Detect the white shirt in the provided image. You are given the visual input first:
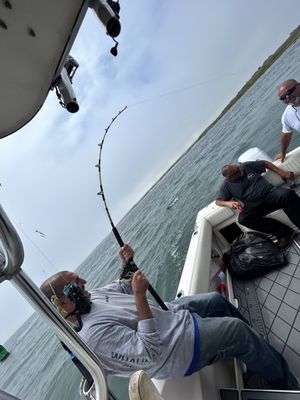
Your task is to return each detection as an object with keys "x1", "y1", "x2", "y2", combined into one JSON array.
[{"x1": 281, "y1": 105, "x2": 300, "y2": 133}]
